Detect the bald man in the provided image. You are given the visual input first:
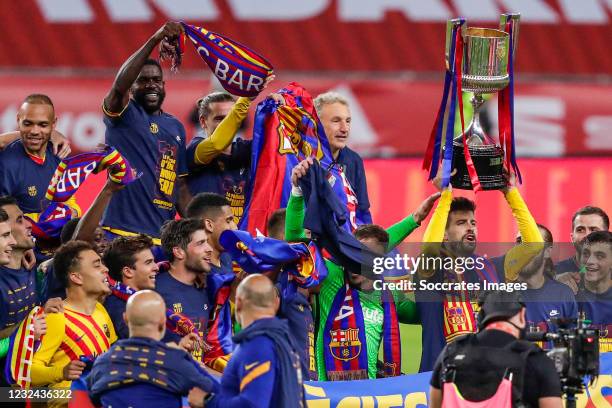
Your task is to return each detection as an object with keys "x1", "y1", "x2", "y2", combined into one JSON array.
[
  {"x1": 188, "y1": 274, "x2": 305, "y2": 408},
  {"x1": 88, "y1": 290, "x2": 218, "y2": 408}
]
